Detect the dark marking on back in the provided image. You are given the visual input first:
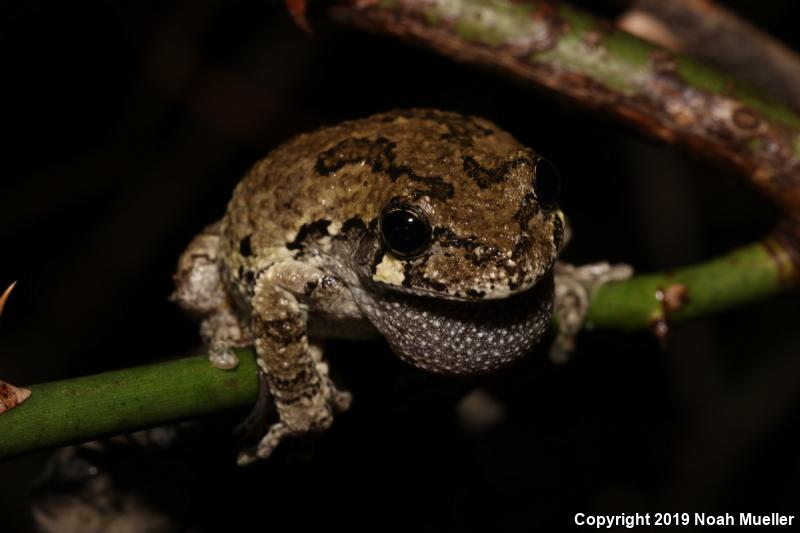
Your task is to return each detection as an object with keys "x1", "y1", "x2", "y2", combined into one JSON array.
[
  {"x1": 287, "y1": 219, "x2": 331, "y2": 250},
  {"x1": 239, "y1": 235, "x2": 253, "y2": 257},
  {"x1": 409, "y1": 176, "x2": 454, "y2": 200},
  {"x1": 315, "y1": 137, "x2": 394, "y2": 175},
  {"x1": 440, "y1": 114, "x2": 495, "y2": 147},
  {"x1": 462, "y1": 155, "x2": 535, "y2": 189},
  {"x1": 315, "y1": 136, "x2": 454, "y2": 200}
]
